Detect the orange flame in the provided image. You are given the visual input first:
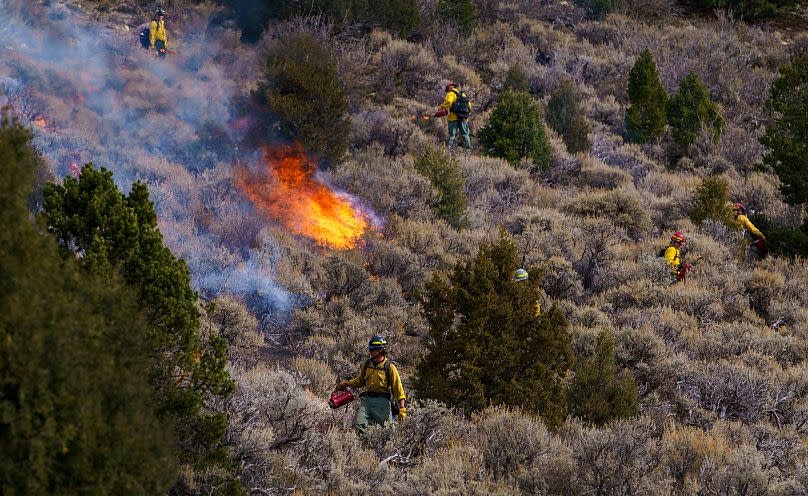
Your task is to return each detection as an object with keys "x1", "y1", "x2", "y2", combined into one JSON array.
[
  {"x1": 236, "y1": 144, "x2": 368, "y2": 249},
  {"x1": 33, "y1": 117, "x2": 47, "y2": 128}
]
